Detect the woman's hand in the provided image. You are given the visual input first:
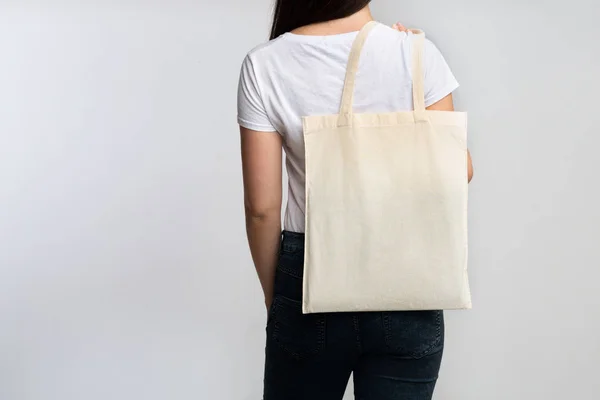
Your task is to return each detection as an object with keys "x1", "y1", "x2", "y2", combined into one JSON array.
[
  {"x1": 392, "y1": 22, "x2": 408, "y2": 32},
  {"x1": 265, "y1": 297, "x2": 273, "y2": 312}
]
